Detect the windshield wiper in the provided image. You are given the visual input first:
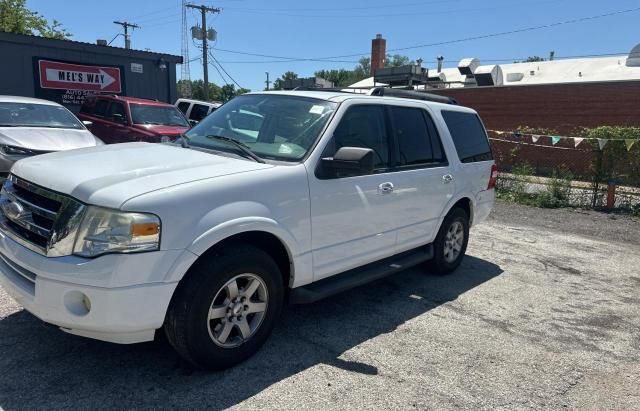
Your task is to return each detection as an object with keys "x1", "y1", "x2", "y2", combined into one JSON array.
[{"x1": 206, "y1": 135, "x2": 265, "y2": 163}]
